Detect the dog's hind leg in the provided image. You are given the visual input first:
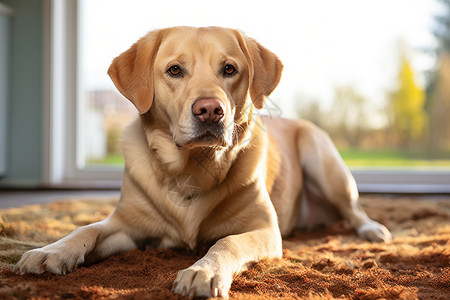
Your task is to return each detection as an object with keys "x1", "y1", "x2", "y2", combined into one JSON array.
[{"x1": 296, "y1": 120, "x2": 391, "y2": 242}]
